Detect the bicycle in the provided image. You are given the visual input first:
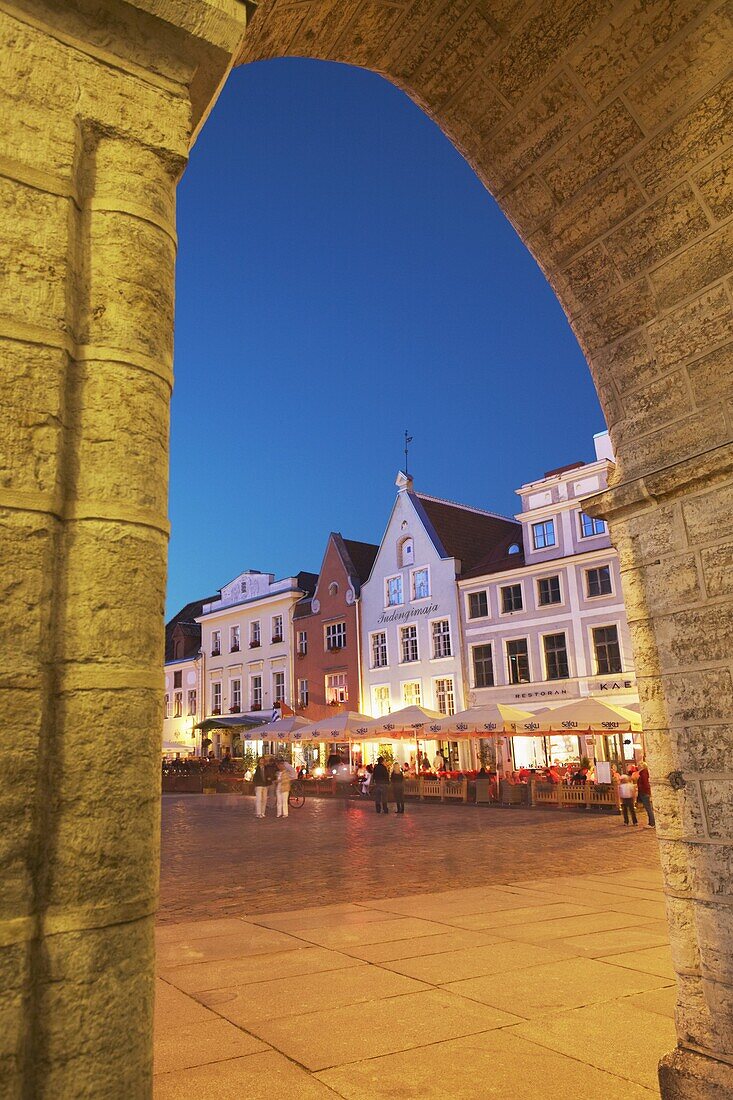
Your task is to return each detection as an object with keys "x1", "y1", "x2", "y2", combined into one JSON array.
[{"x1": 288, "y1": 780, "x2": 306, "y2": 809}]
